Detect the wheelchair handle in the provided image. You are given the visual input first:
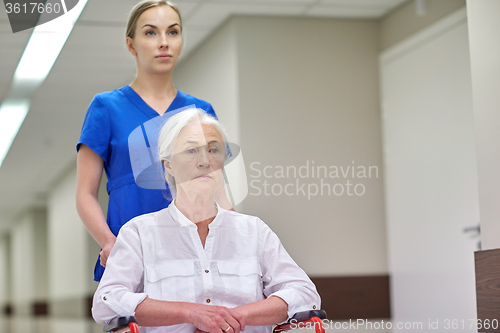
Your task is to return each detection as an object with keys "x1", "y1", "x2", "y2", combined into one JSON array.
[
  {"x1": 103, "y1": 316, "x2": 139, "y2": 333},
  {"x1": 274, "y1": 310, "x2": 327, "y2": 333}
]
